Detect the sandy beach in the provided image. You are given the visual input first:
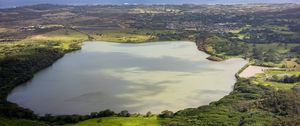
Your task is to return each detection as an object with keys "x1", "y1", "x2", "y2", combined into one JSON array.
[{"x1": 239, "y1": 65, "x2": 275, "y2": 78}]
